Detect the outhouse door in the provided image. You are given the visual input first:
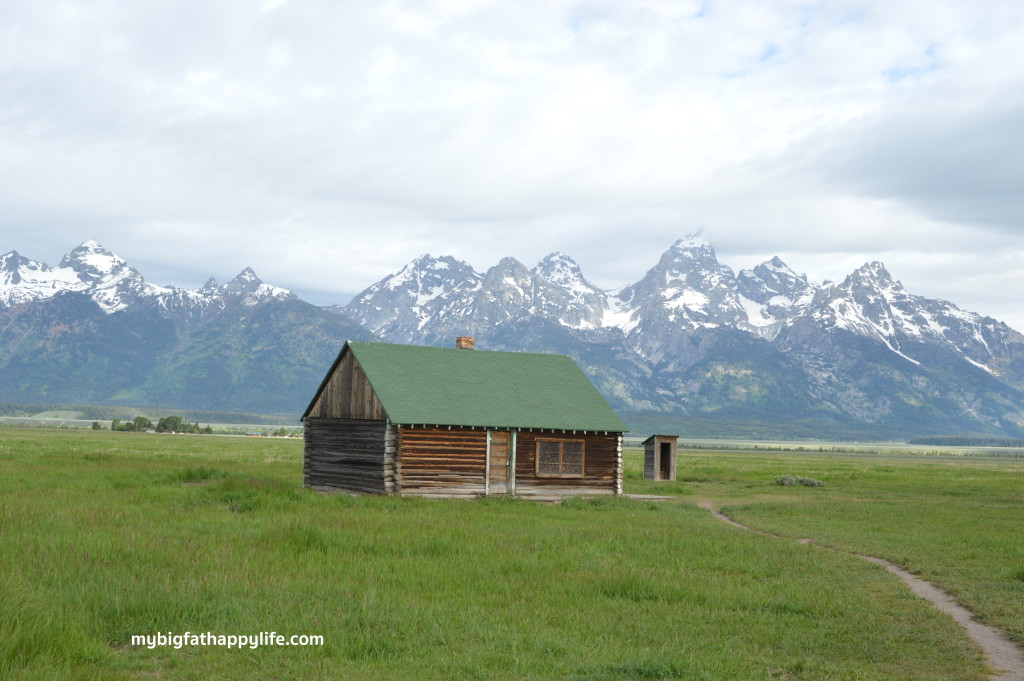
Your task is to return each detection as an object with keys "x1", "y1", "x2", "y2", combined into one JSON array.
[
  {"x1": 487, "y1": 431, "x2": 515, "y2": 494},
  {"x1": 659, "y1": 442, "x2": 672, "y2": 479}
]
